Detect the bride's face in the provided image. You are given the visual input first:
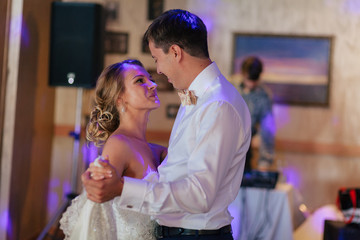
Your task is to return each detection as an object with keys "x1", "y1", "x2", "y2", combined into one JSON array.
[{"x1": 120, "y1": 64, "x2": 160, "y2": 112}]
